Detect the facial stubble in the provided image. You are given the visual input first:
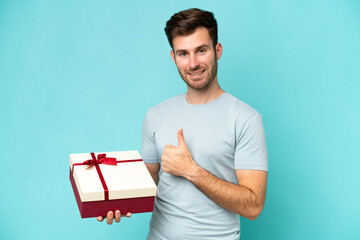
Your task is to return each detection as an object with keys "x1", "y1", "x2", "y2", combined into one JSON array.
[{"x1": 177, "y1": 53, "x2": 218, "y2": 91}]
